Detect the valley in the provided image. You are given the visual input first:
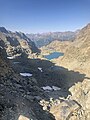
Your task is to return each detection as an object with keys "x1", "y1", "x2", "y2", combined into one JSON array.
[
  {"x1": 27, "y1": 31, "x2": 78, "y2": 48},
  {"x1": 0, "y1": 24, "x2": 90, "y2": 120},
  {"x1": 40, "y1": 40, "x2": 72, "y2": 55}
]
